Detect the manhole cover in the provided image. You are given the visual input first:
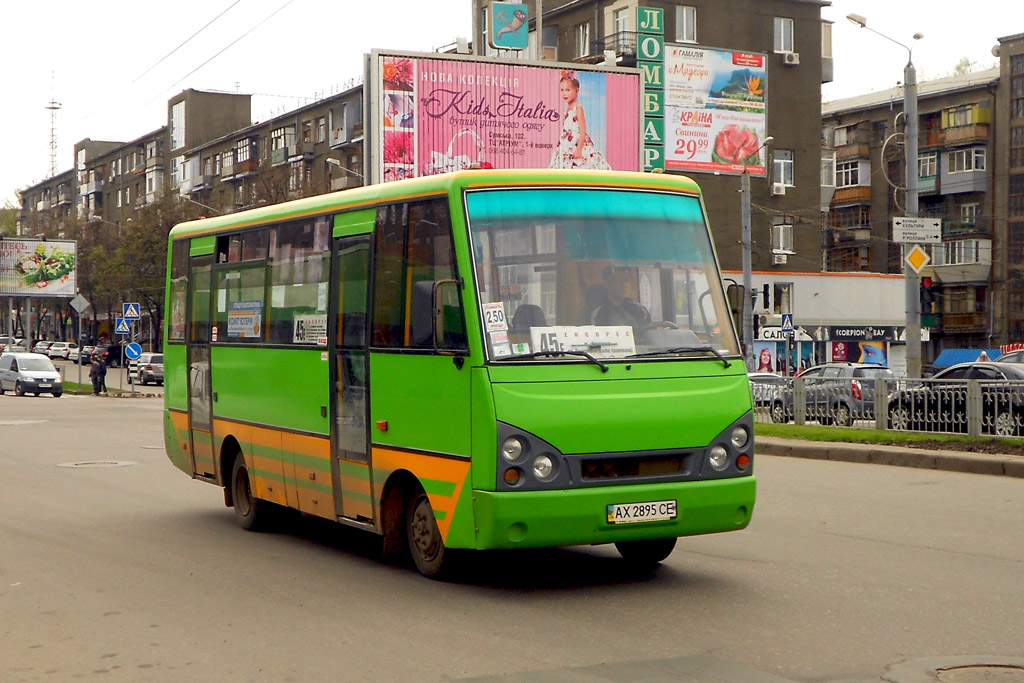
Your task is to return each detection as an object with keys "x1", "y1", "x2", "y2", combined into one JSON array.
[
  {"x1": 57, "y1": 461, "x2": 137, "y2": 468},
  {"x1": 937, "y1": 666, "x2": 1024, "y2": 682}
]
